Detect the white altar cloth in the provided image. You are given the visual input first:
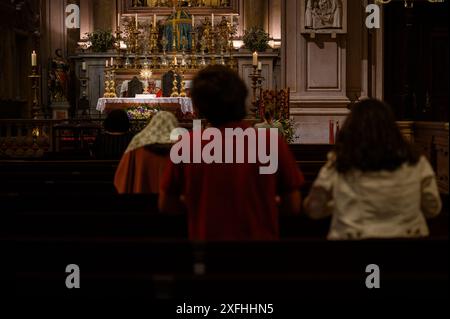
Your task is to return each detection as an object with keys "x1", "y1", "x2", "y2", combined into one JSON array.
[{"x1": 96, "y1": 97, "x2": 194, "y2": 114}]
